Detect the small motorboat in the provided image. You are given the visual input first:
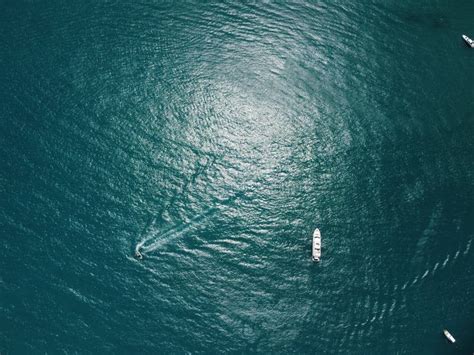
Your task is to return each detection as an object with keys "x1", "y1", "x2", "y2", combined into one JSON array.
[
  {"x1": 135, "y1": 250, "x2": 143, "y2": 260},
  {"x1": 462, "y1": 34, "x2": 474, "y2": 48},
  {"x1": 312, "y1": 228, "x2": 321, "y2": 262},
  {"x1": 443, "y1": 329, "x2": 456, "y2": 343}
]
